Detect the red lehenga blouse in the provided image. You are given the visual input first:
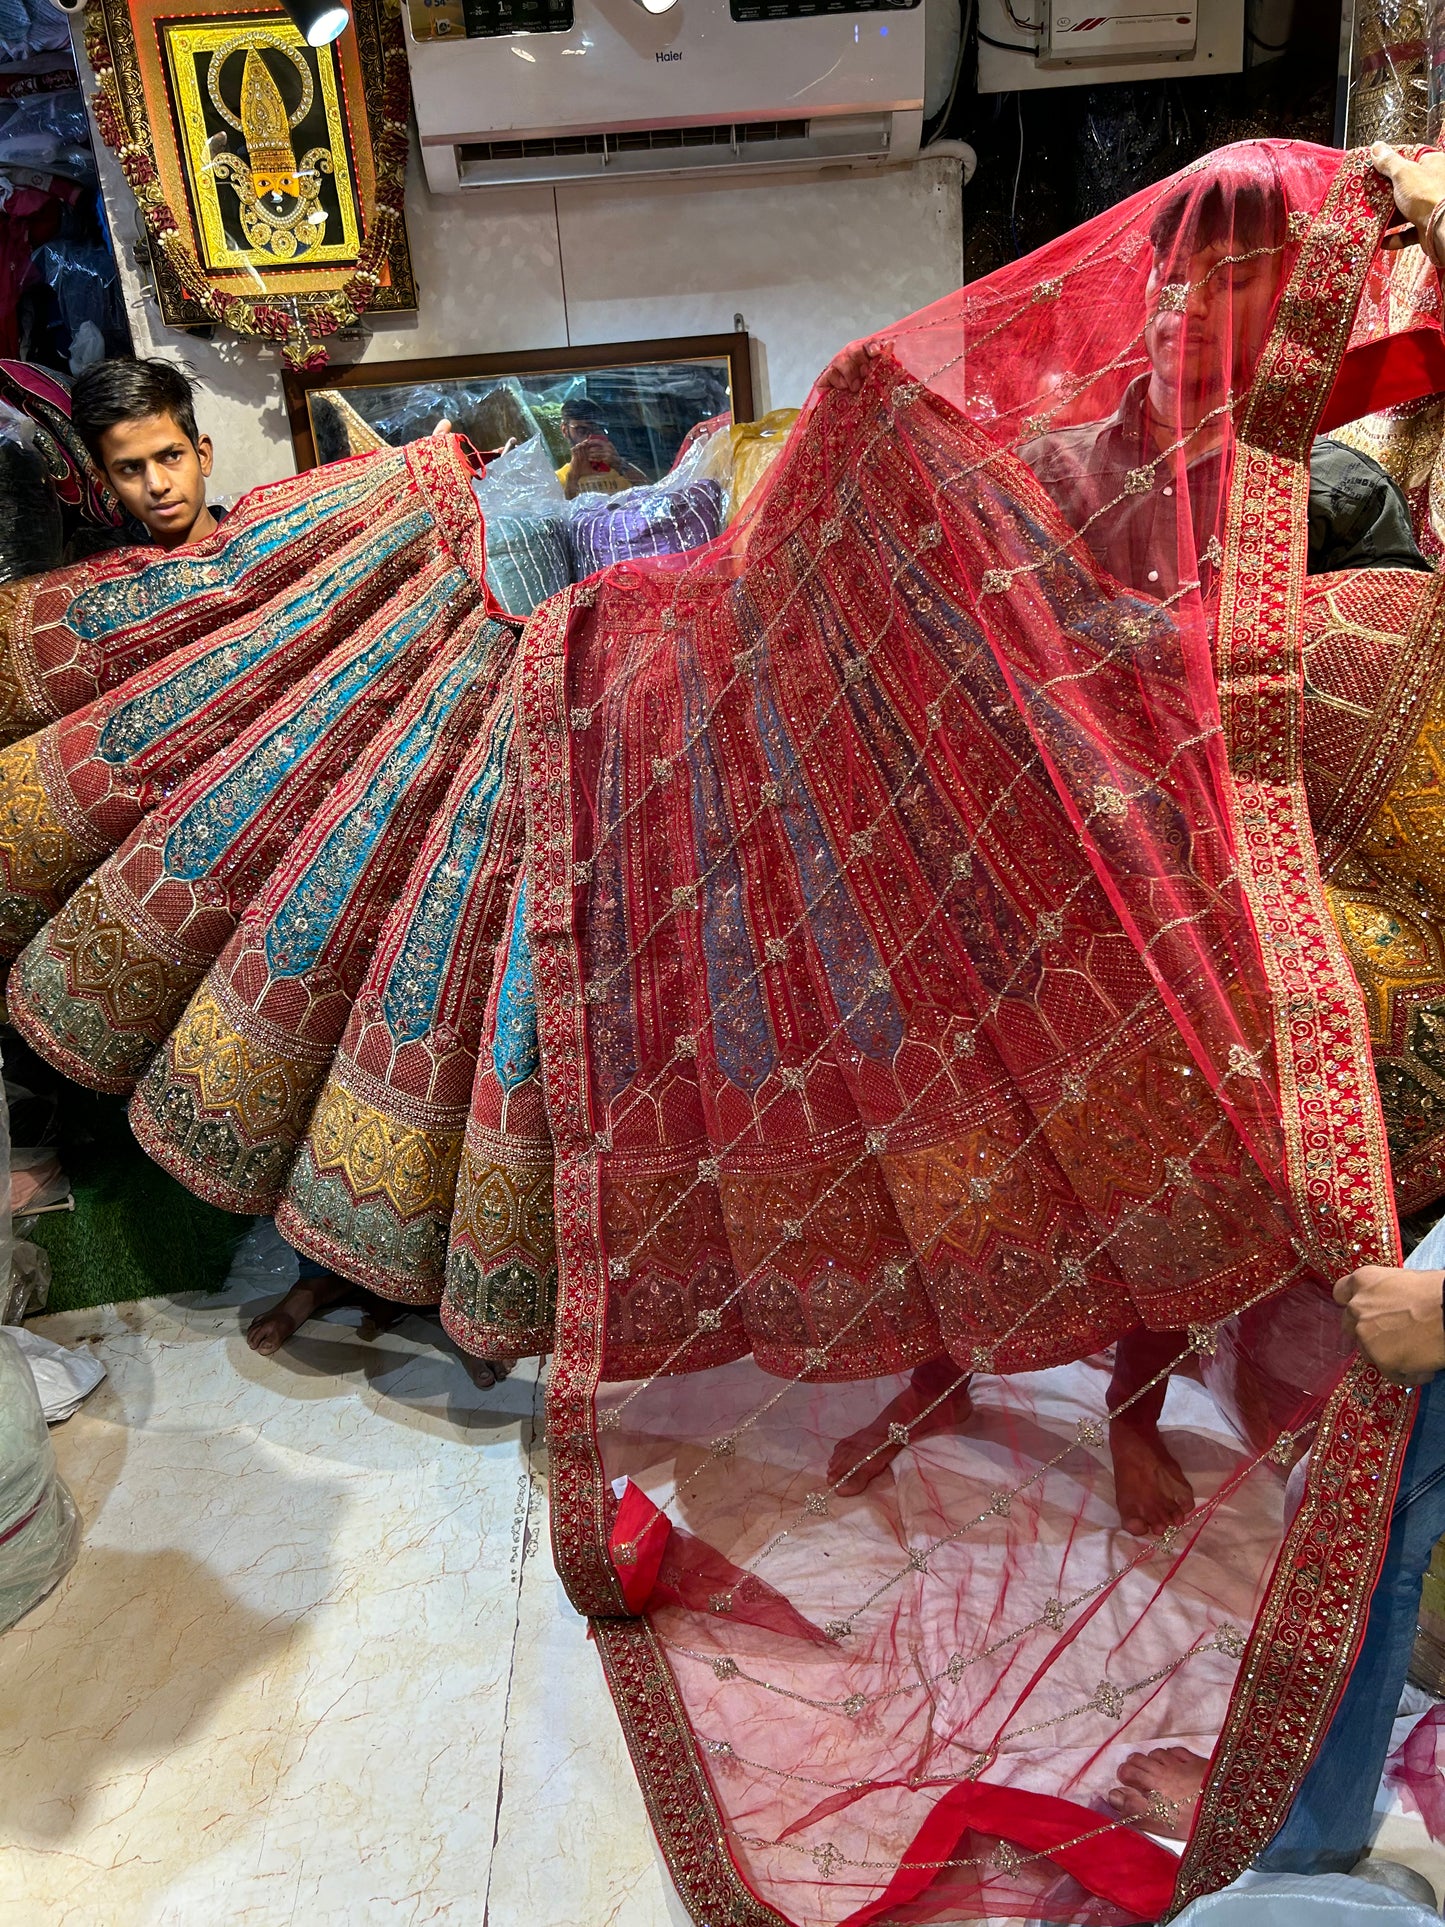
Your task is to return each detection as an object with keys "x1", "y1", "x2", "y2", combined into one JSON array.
[{"x1": 0, "y1": 140, "x2": 1443, "y2": 1924}]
